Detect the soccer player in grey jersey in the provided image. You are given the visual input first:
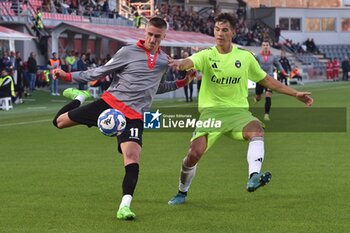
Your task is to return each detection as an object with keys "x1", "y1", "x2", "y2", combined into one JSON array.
[
  {"x1": 52, "y1": 17, "x2": 193, "y2": 220},
  {"x1": 255, "y1": 39, "x2": 287, "y2": 121}
]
